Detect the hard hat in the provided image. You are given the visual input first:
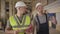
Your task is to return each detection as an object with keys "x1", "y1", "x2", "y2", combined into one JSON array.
[
  {"x1": 15, "y1": 1, "x2": 27, "y2": 8},
  {"x1": 36, "y1": 2, "x2": 42, "y2": 8}
]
